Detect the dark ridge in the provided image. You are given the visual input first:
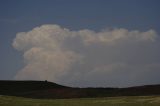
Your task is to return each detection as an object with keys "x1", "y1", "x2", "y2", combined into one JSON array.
[
  {"x1": 0, "y1": 80, "x2": 69, "y2": 97},
  {"x1": 0, "y1": 80, "x2": 160, "y2": 99}
]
